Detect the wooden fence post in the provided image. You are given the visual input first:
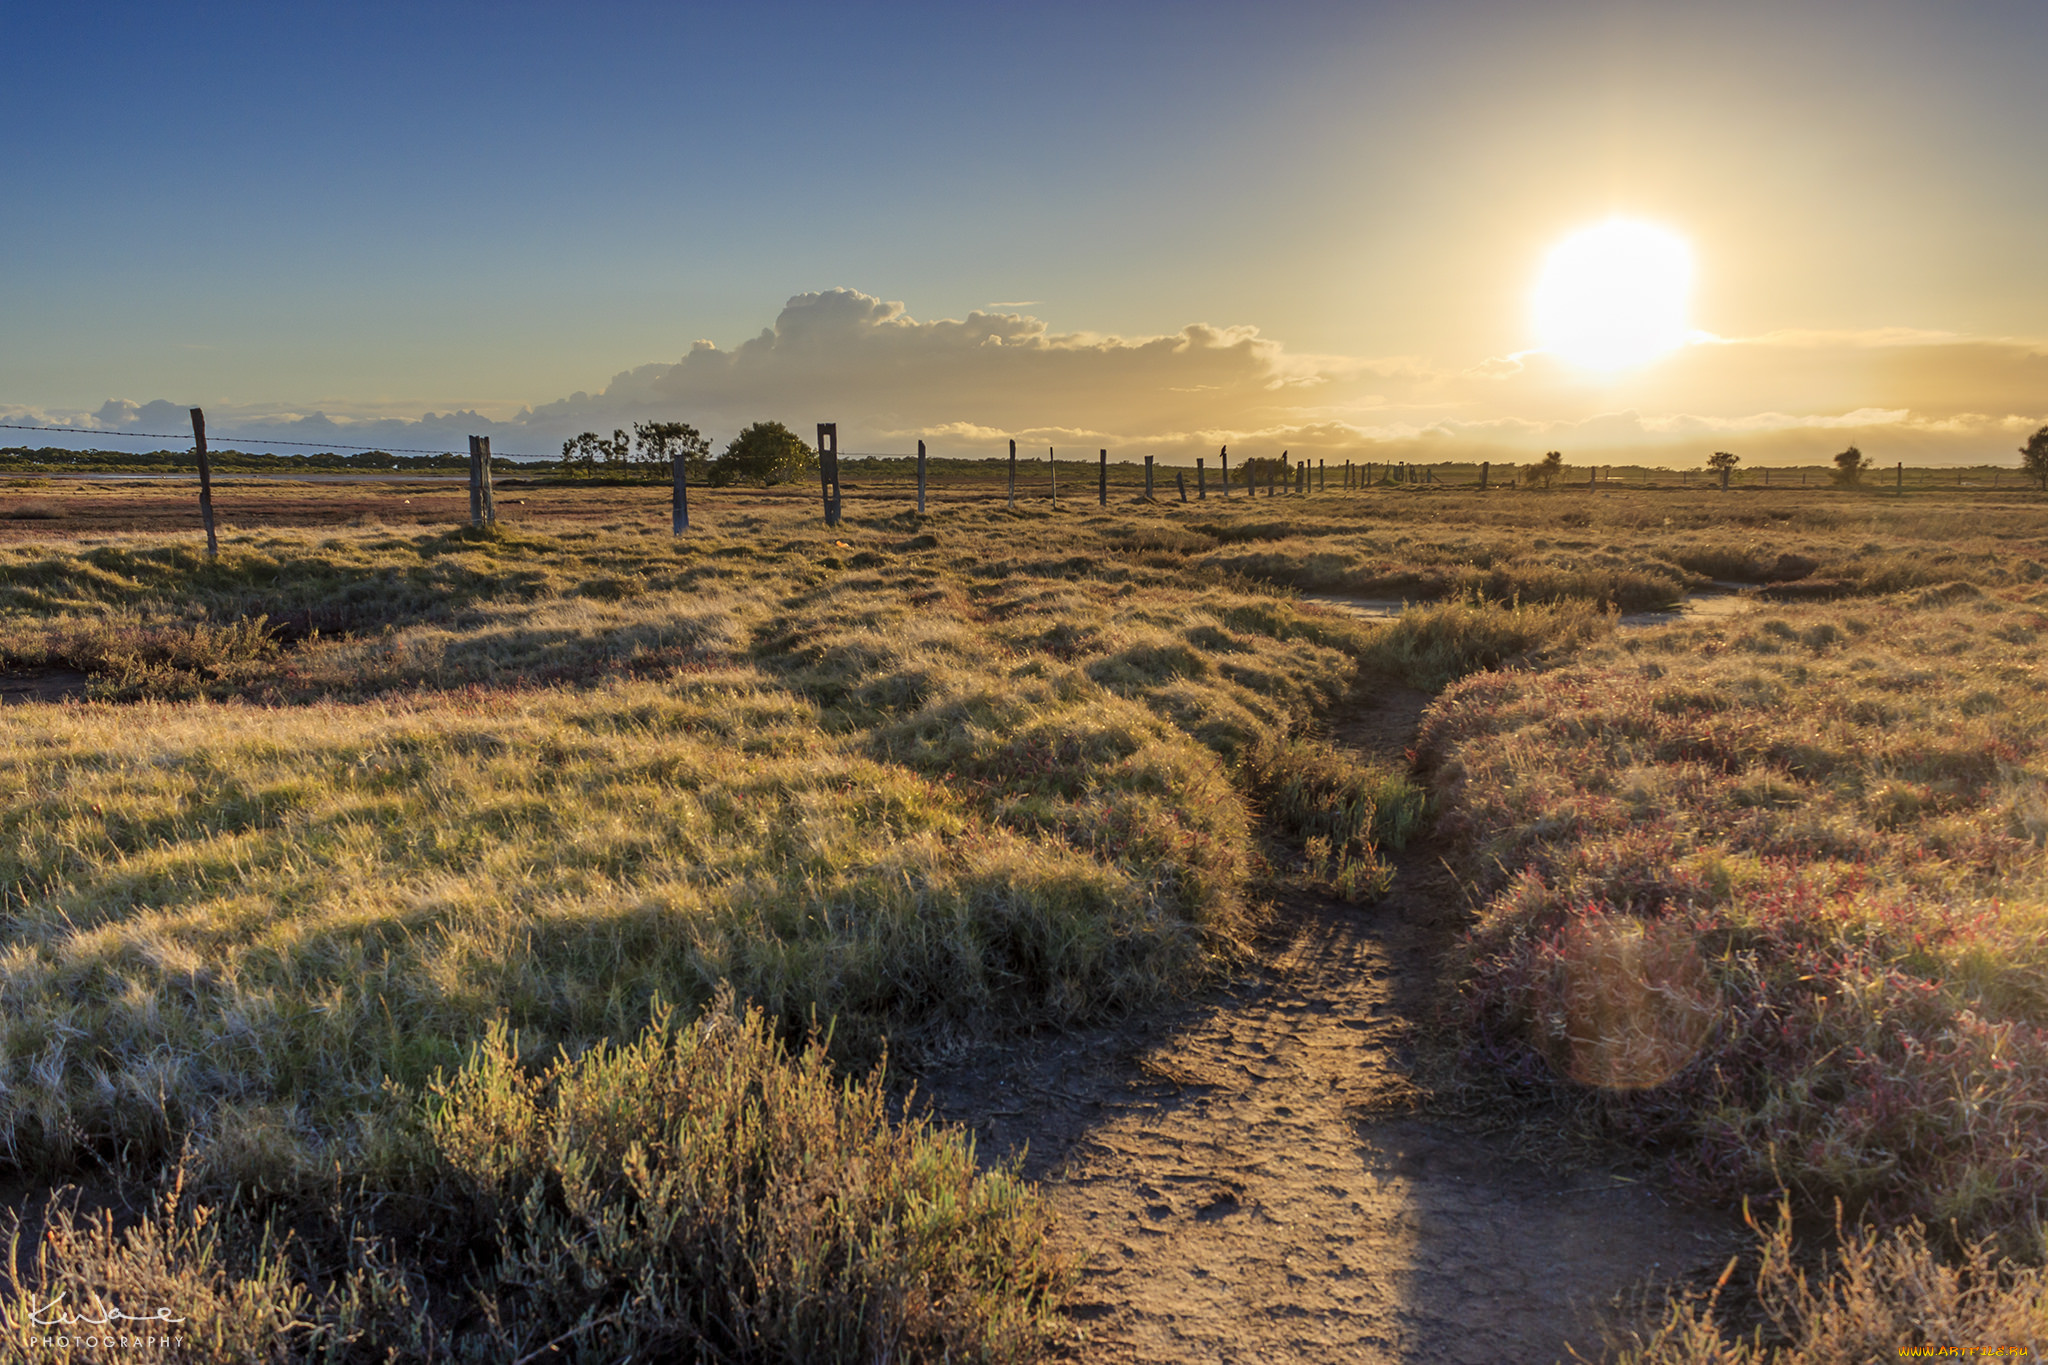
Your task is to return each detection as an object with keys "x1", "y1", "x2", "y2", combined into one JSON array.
[
  {"x1": 1049, "y1": 446, "x2": 1057, "y2": 506},
  {"x1": 1896, "y1": 461, "x2": 1903, "y2": 494},
  {"x1": 1098, "y1": 449, "x2": 1107, "y2": 506},
  {"x1": 1176, "y1": 470, "x2": 1188, "y2": 502},
  {"x1": 467, "y1": 436, "x2": 484, "y2": 525},
  {"x1": 672, "y1": 433, "x2": 690, "y2": 534},
  {"x1": 1480, "y1": 460, "x2": 1490, "y2": 490},
  {"x1": 1008, "y1": 439, "x2": 1017, "y2": 508},
  {"x1": 189, "y1": 407, "x2": 218, "y2": 559},
  {"x1": 916, "y1": 439, "x2": 927, "y2": 514},
  {"x1": 1318, "y1": 459, "x2": 1325, "y2": 492},
  {"x1": 1589, "y1": 464, "x2": 1597, "y2": 490},
  {"x1": 1268, "y1": 466, "x2": 1277, "y2": 497},
  {"x1": 479, "y1": 436, "x2": 497, "y2": 524},
  {"x1": 1220, "y1": 446, "x2": 1231, "y2": 498},
  {"x1": 817, "y1": 423, "x2": 842, "y2": 526},
  {"x1": 1144, "y1": 455, "x2": 1155, "y2": 500},
  {"x1": 1197, "y1": 457, "x2": 1207, "y2": 499}
]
